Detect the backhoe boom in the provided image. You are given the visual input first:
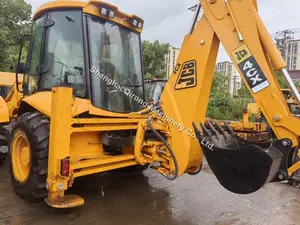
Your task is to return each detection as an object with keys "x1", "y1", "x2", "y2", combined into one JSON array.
[{"x1": 160, "y1": 0, "x2": 300, "y2": 192}]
